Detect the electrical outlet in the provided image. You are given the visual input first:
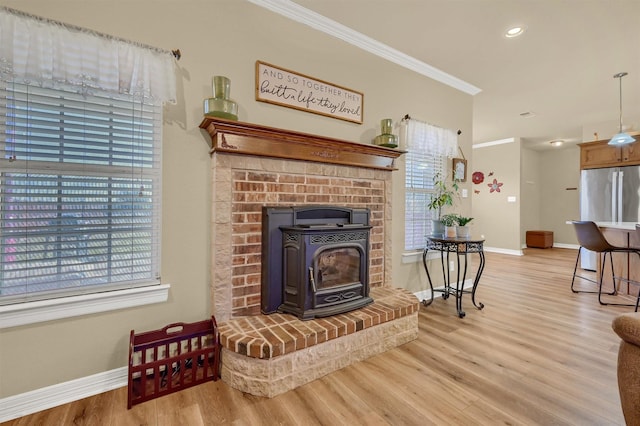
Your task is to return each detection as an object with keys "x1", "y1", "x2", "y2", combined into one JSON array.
[{"x1": 449, "y1": 260, "x2": 455, "y2": 271}]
